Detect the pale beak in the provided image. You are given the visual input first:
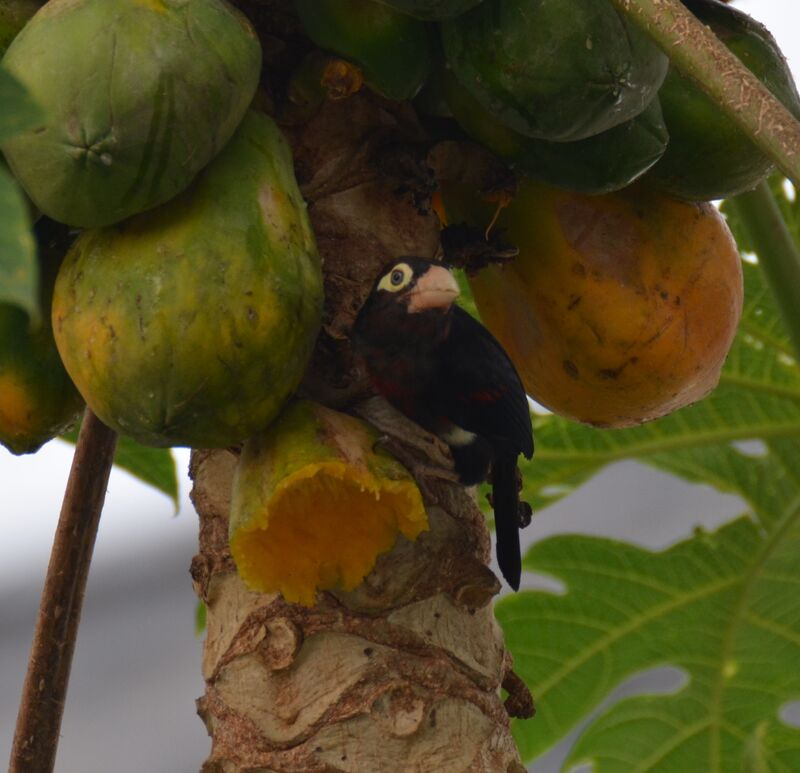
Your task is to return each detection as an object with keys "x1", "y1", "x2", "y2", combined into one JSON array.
[{"x1": 407, "y1": 265, "x2": 460, "y2": 313}]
